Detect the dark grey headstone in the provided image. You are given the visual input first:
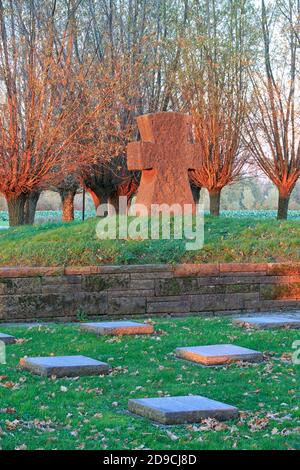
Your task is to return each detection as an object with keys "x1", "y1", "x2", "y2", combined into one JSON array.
[
  {"x1": 81, "y1": 321, "x2": 154, "y2": 336},
  {"x1": 0, "y1": 333, "x2": 17, "y2": 345},
  {"x1": 175, "y1": 344, "x2": 263, "y2": 366},
  {"x1": 233, "y1": 316, "x2": 300, "y2": 330},
  {"x1": 128, "y1": 395, "x2": 239, "y2": 425},
  {"x1": 21, "y1": 355, "x2": 110, "y2": 377}
]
